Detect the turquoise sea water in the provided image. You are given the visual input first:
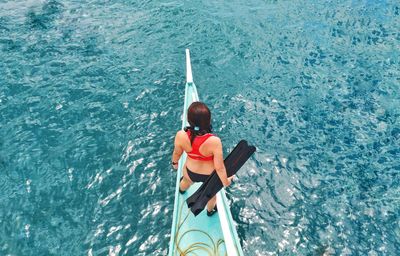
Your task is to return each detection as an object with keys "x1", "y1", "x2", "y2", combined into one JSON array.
[{"x1": 1, "y1": 0, "x2": 399, "y2": 255}]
